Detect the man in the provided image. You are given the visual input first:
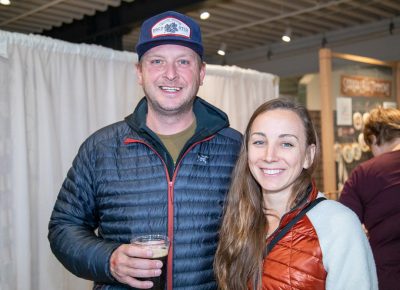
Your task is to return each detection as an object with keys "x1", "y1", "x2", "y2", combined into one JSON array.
[{"x1": 48, "y1": 10, "x2": 242, "y2": 290}]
